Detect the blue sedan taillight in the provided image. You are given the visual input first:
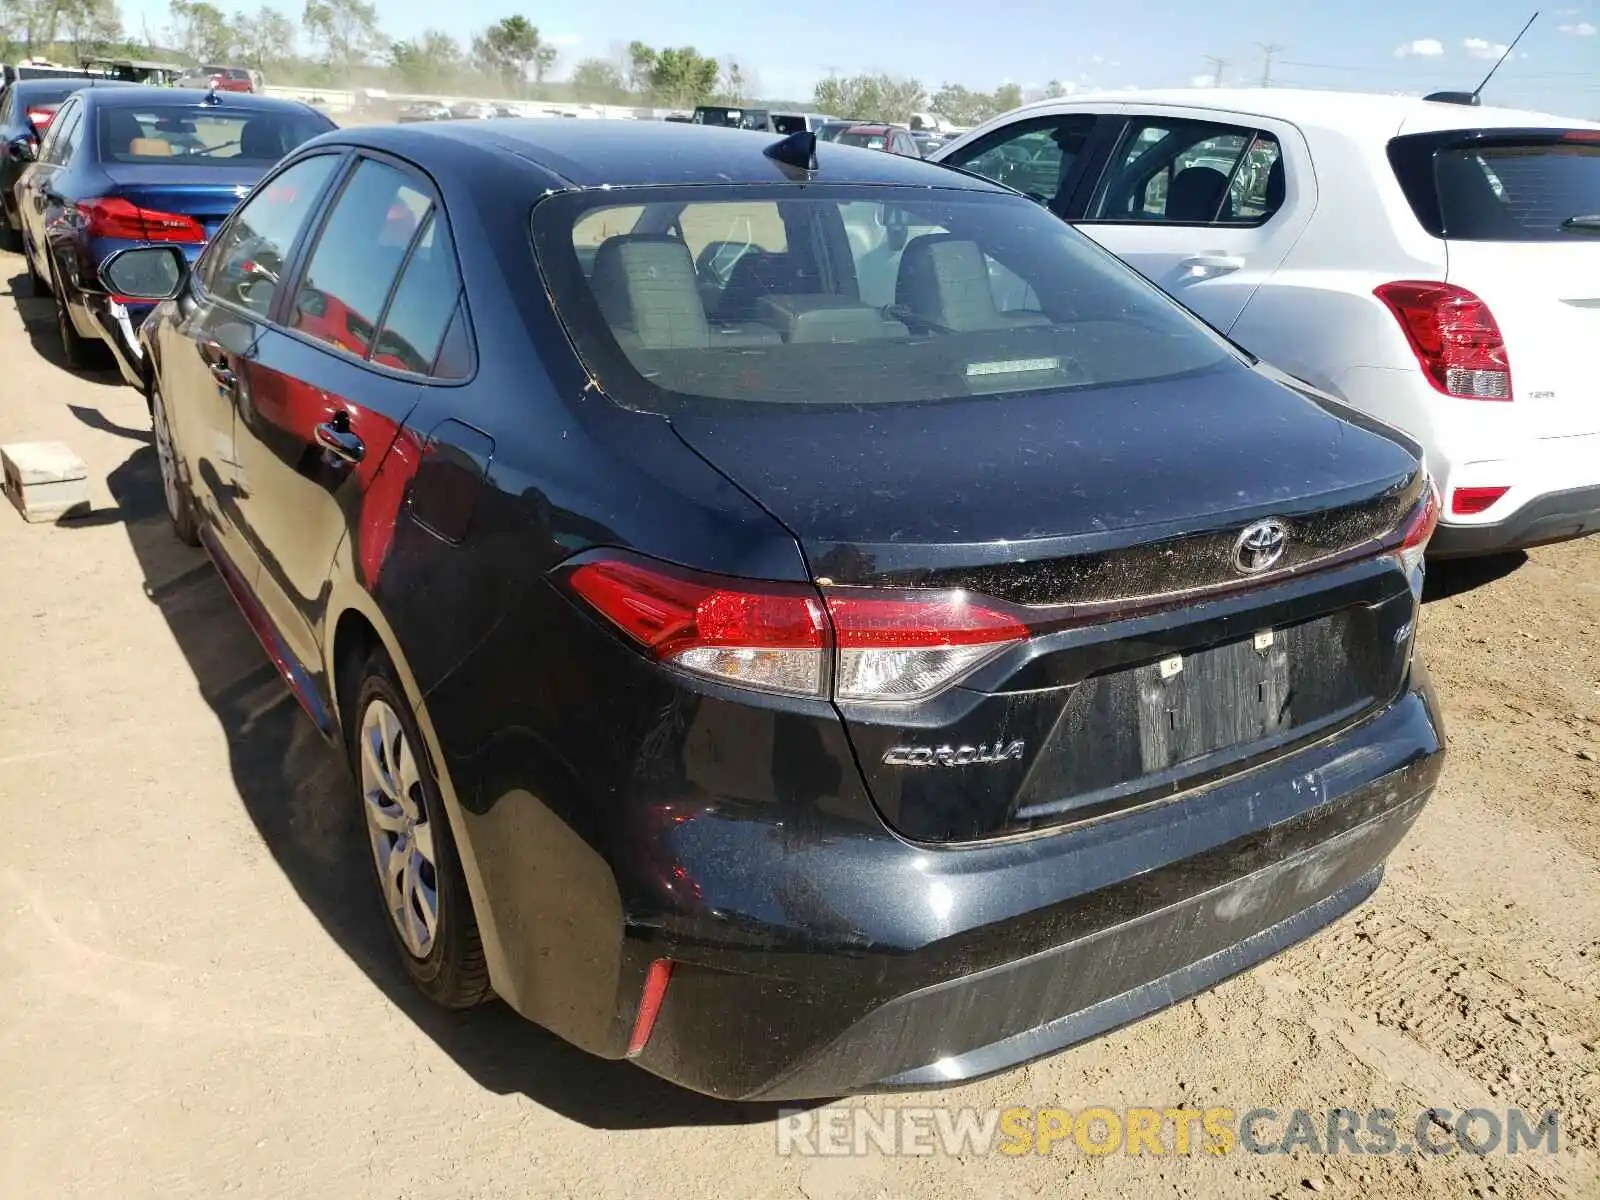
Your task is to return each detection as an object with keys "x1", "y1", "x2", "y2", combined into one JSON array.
[{"x1": 77, "y1": 196, "x2": 206, "y2": 244}]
